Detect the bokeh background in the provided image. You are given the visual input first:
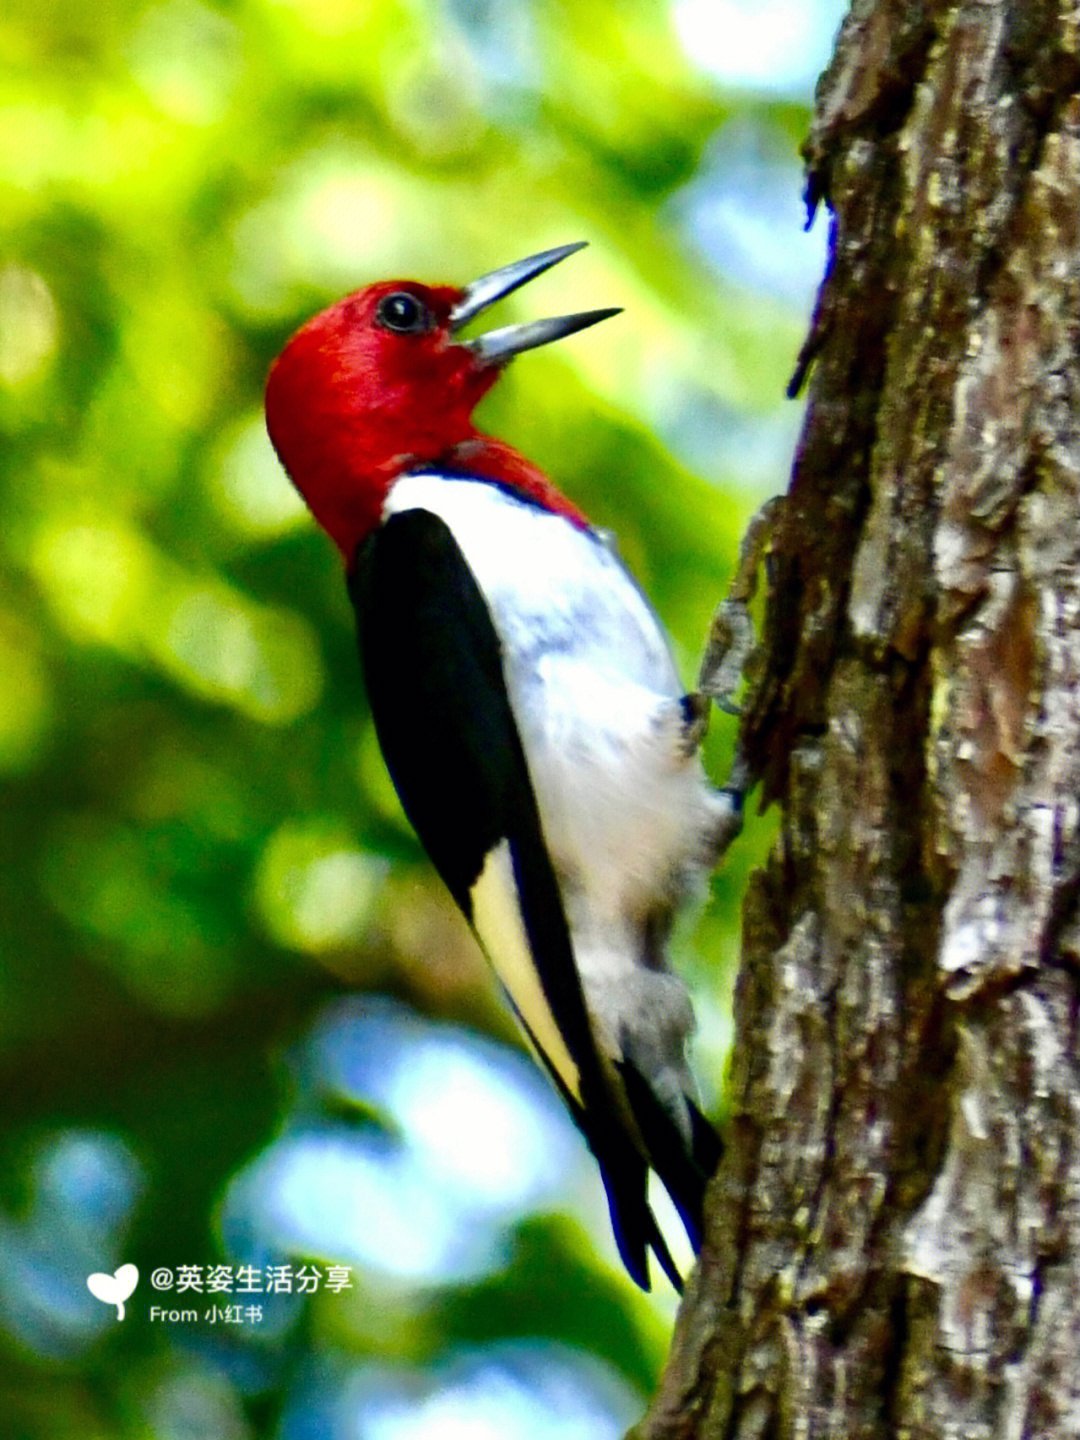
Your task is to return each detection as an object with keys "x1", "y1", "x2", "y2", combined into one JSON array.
[{"x1": 0, "y1": 1, "x2": 843, "y2": 1435}]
